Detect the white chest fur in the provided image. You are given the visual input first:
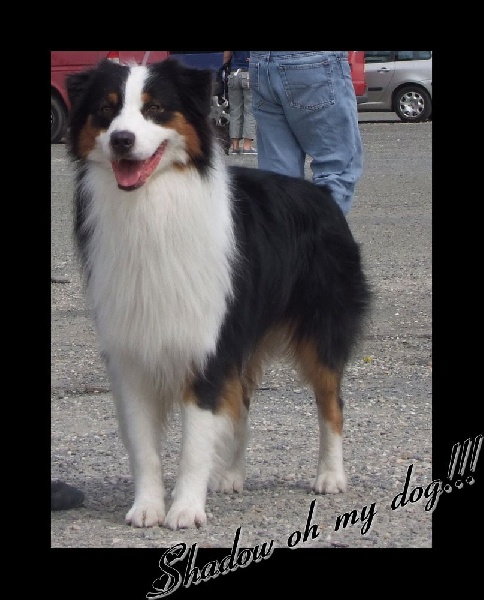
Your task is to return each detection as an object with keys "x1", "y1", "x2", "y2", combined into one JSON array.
[{"x1": 80, "y1": 160, "x2": 235, "y2": 386}]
